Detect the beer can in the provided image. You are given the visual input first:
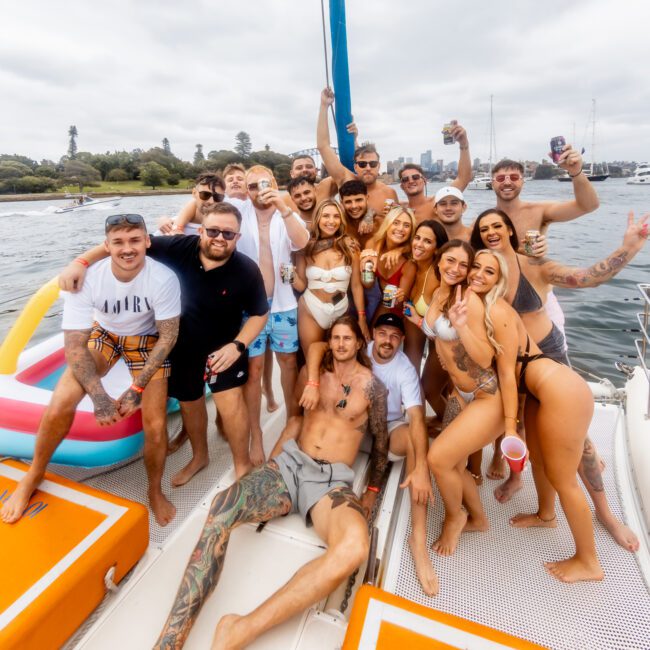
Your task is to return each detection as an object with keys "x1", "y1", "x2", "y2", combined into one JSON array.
[
  {"x1": 205, "y1": 354, "x2": 218, "y2": 386},
  {"x1": 382, "y1": 284, "x2": 398, "y2": 308},
  {"x1": 258, "y1": 178, "x2": 271, "y2": 192},
  {"x1": 442, "y1": 122, "x2": 455, "y2": 145},
  {"x1": 384, "y1": 198, "x2": 395, "y2": 211},
  {"x1": 550, "y1": 136, "x2": 566, "y2": 164},
  {"x1": 524, "y1": 230, "x2": 540, "y2": 256},
  {"x1": 280, "y1": 262, "x2": 295, "y2": 284},
  {"x1": 361, "y1": 260, "x2": 375, "y2": 284}
]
